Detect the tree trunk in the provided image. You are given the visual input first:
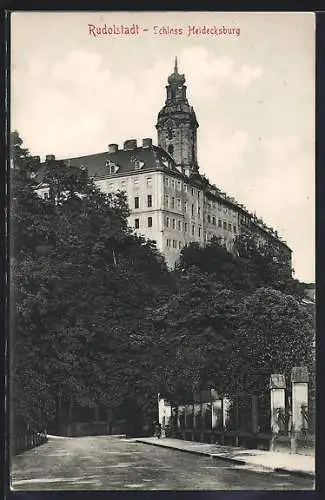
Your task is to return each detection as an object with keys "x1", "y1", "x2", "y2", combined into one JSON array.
[
  {"x1": 107, "y1": 409, "x2": 113, "y2": 435},
  {"x1": 112, "y1": 249, "x2": 117, "y2": 266},
  {"x1": 57, "y1": 392, "x2": 63, "y2": 434},
  {"x1": 68, "y1": 399, "x2": 73, "y2": 422}
]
